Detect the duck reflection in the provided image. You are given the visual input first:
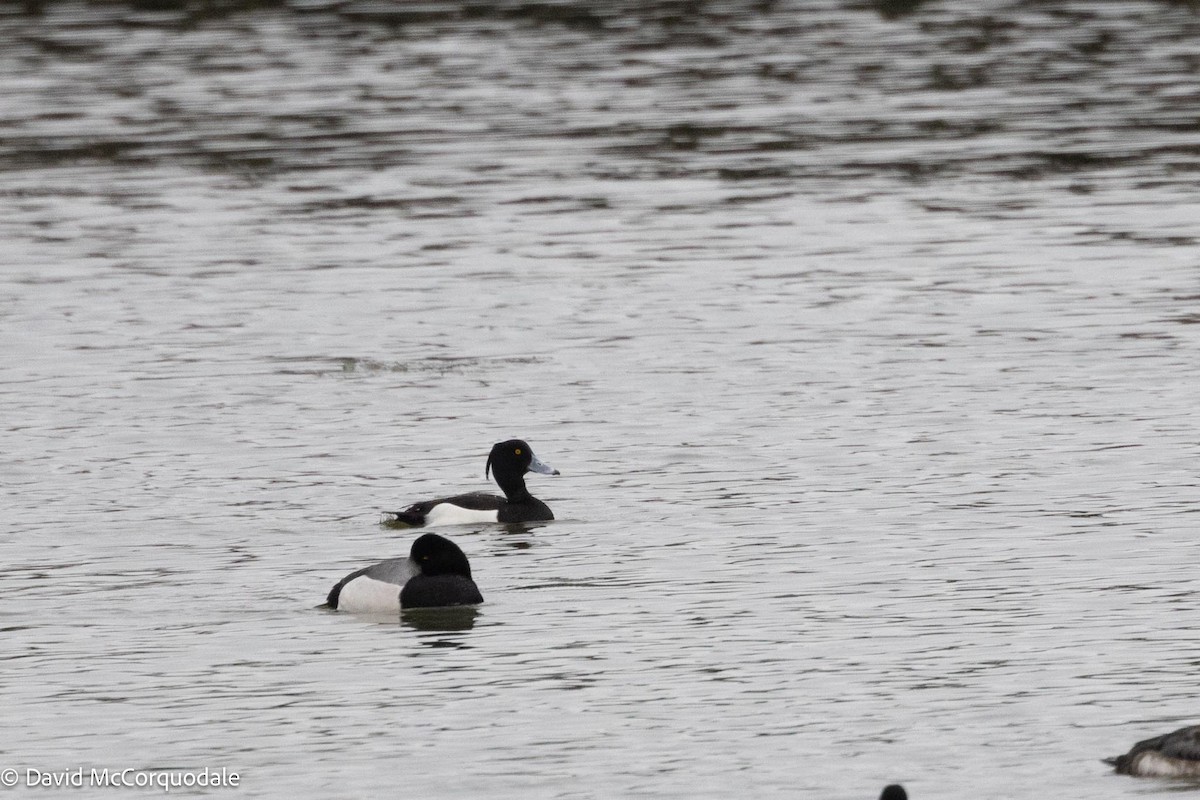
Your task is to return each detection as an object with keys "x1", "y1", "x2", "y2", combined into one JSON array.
[{"x1": 401, "y1": 606, "x2": 480, "y2": 634}]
